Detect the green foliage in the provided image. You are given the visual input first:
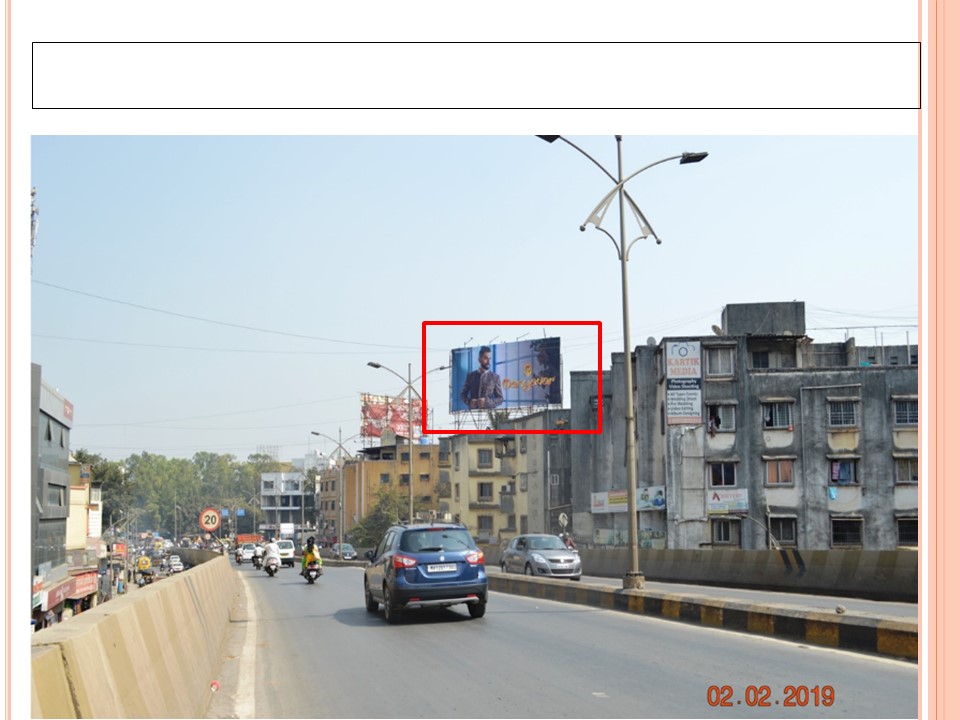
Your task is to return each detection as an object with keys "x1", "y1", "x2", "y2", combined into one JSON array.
[
  {"x1": 350, "y1": 487, "x2": 403, "y2": 547},
  {"x1": 487, "y1": 409, "x2": 511, "y2": 429}
]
